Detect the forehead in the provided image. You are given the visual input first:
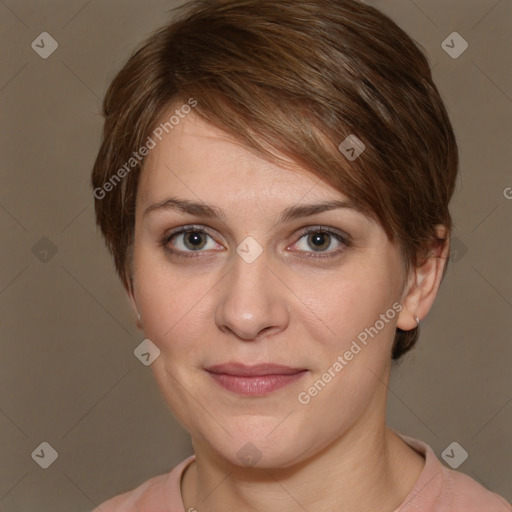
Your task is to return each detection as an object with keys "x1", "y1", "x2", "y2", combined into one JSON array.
[{"x1": 138, "y1": 111, "x2": 347, "y2": 208}]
